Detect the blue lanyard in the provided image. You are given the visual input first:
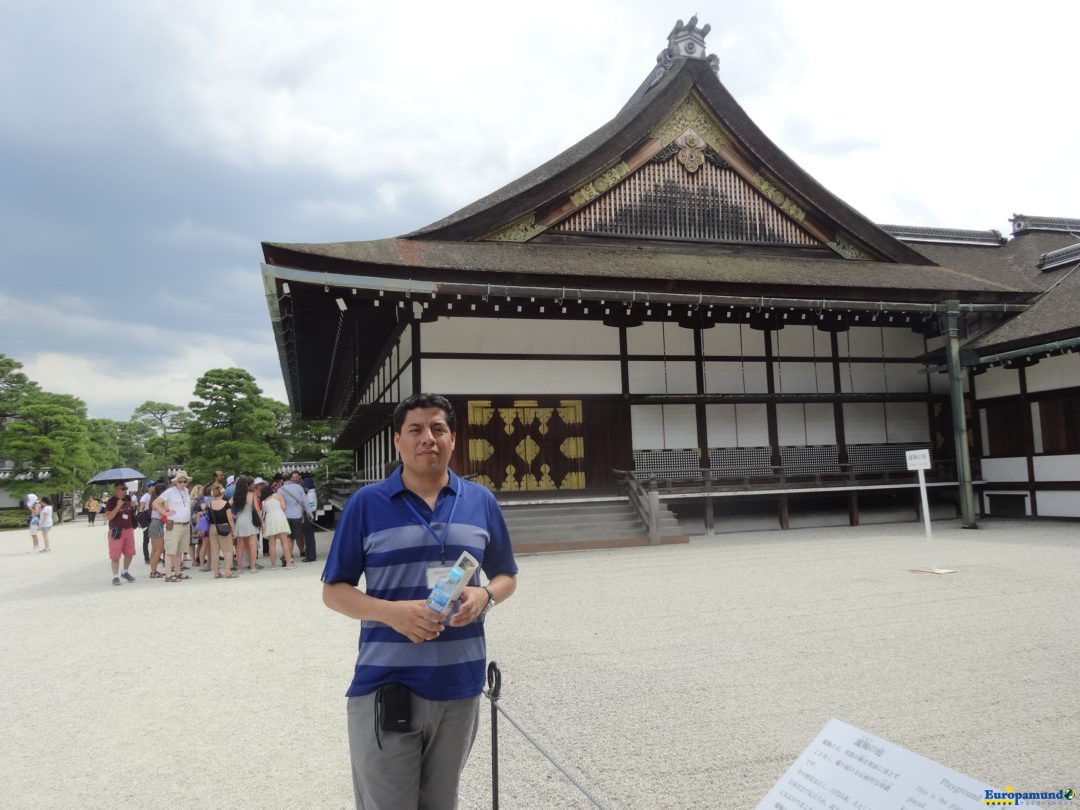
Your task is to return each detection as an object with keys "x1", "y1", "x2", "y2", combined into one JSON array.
[{"x1": 401, "y1": 485, "x2": 461, "y2": 565}]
